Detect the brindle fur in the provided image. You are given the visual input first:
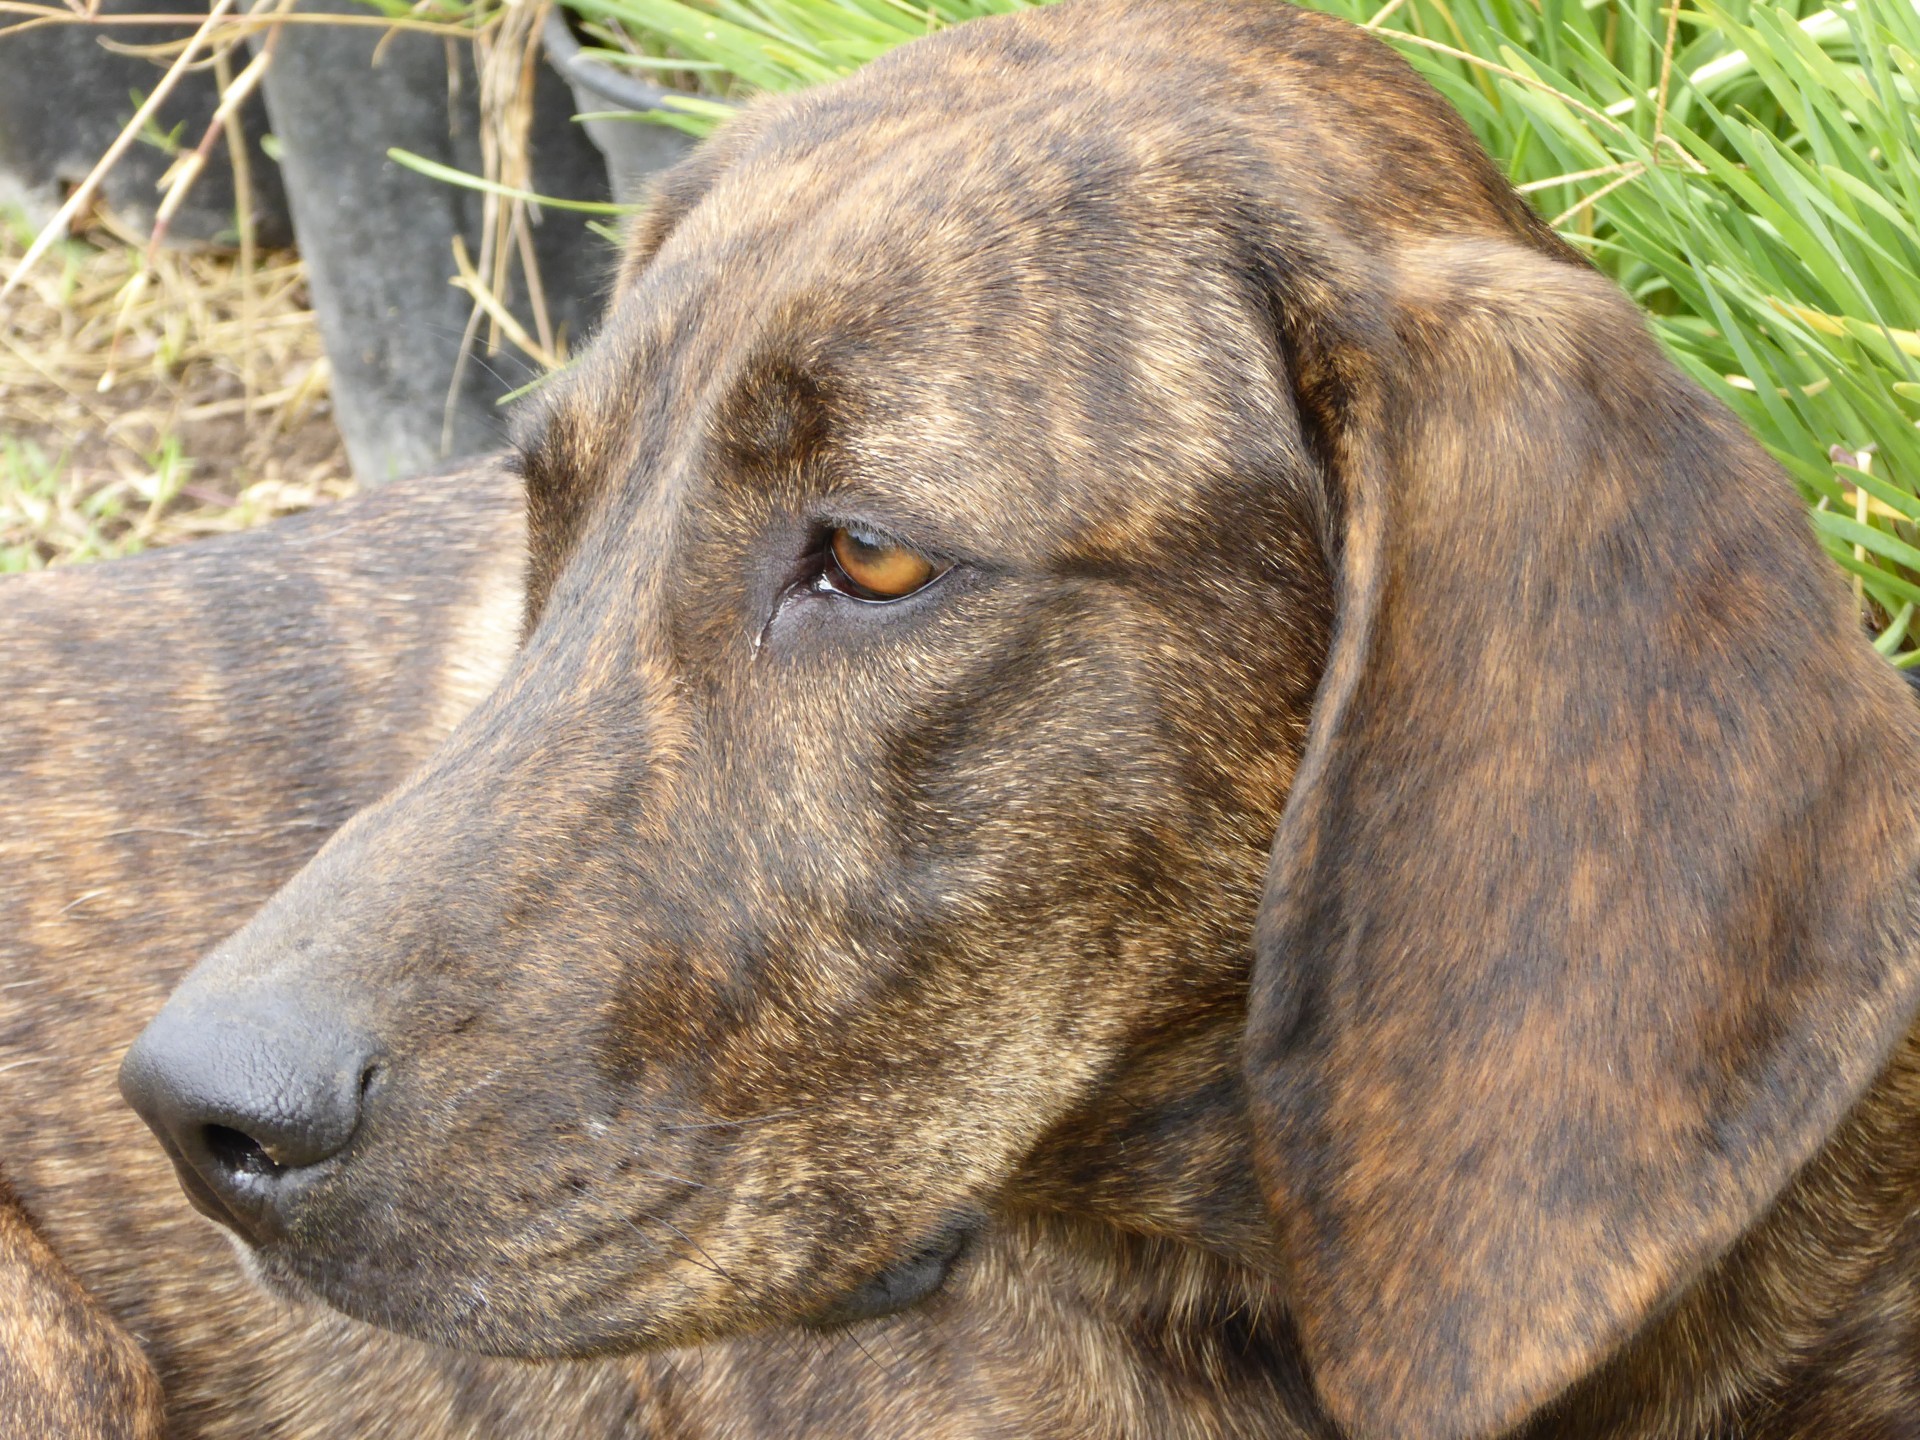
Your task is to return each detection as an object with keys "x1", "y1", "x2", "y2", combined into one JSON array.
[{"x1": 6, "y1": 1, "x2": 1920, "y2": 1436}]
